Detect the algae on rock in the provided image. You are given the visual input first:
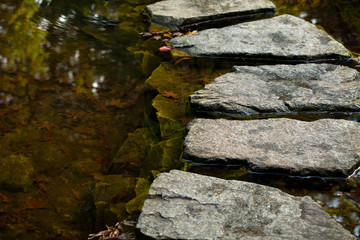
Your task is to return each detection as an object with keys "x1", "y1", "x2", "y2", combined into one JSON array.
[{"x1": 0, "y1": 154, "x2": 34, "y2": 192}]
